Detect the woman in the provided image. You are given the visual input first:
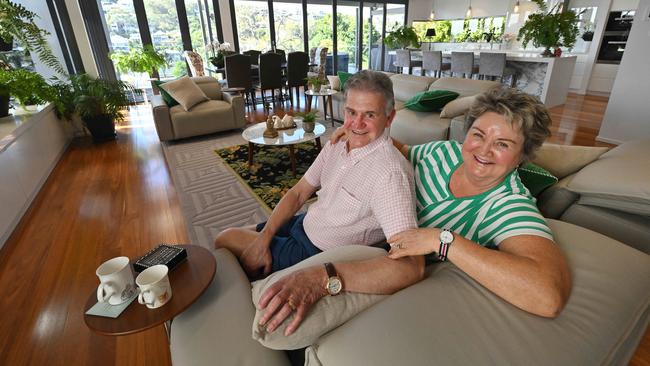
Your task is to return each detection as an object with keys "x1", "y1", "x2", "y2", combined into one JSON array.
[{"x1": 333, "y1": 87, "x2": 572, "y2": 317}]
